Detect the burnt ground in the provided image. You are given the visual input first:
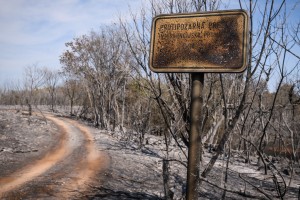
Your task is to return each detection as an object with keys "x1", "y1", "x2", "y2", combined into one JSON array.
[
  {"x1": 84, "y1": 131, "x2": 300, "y2": 200},
  {"x1": 0, "y1": 109, "x2": 60, "y2": 177},
  {"x1": 0, "y1": 107, "x2": 300, "y2": 199},
  {"x1": 0, "y1": 108, "x2": 108, "y2": 199}
]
